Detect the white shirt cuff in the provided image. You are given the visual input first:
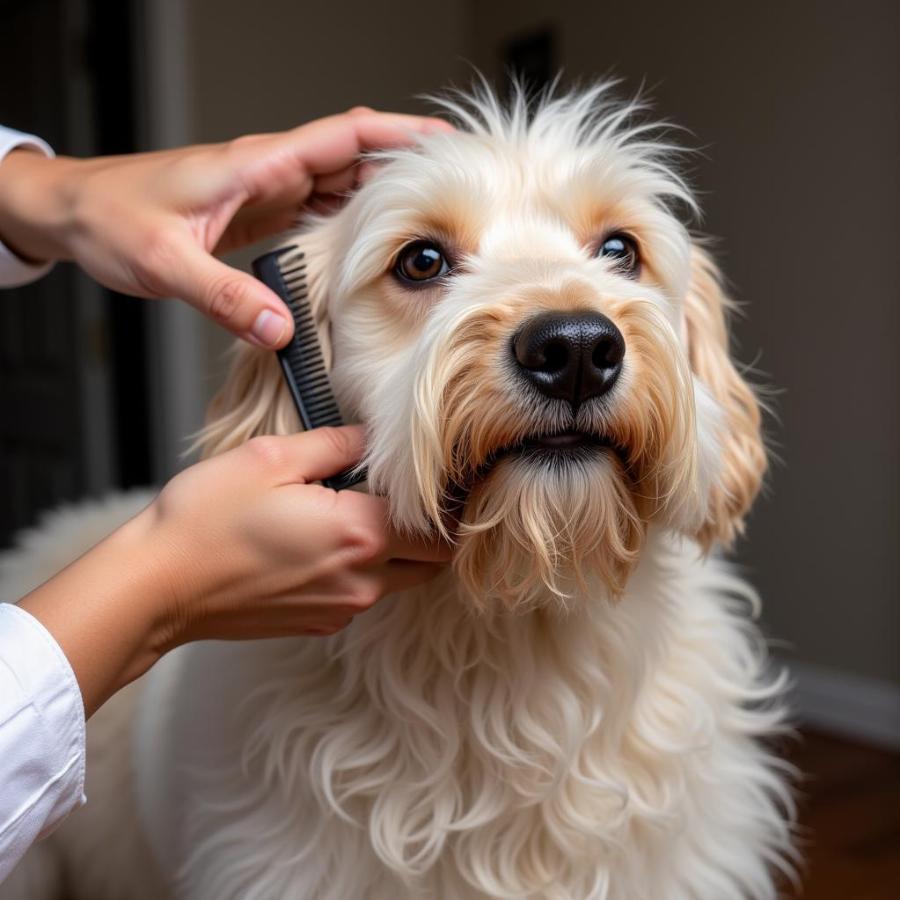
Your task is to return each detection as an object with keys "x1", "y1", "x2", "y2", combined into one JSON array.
[
  {"x1": 0, "y1": 126, "x2": 55, "y2": 288},
  {"x1": 0, "y1": 603, "x2": 86, "y2": 883}
]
